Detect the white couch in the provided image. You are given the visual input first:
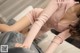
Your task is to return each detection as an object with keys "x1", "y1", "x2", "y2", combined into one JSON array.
[
  {"x1": 13, "y1": 6, "x2": 80, "y2": 53},
  {"x1": 38, "y1": 31, "x2": 80, "y2": 53}
]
